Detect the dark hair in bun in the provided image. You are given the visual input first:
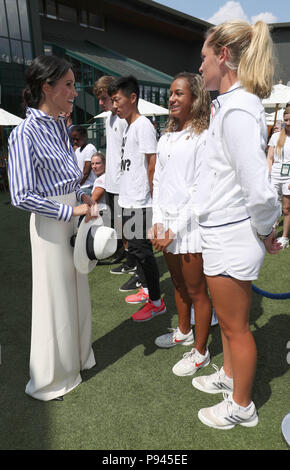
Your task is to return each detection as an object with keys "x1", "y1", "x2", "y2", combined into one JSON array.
[{"x1": 23, "y1": 54, "x2": 72, "y2": 108}]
